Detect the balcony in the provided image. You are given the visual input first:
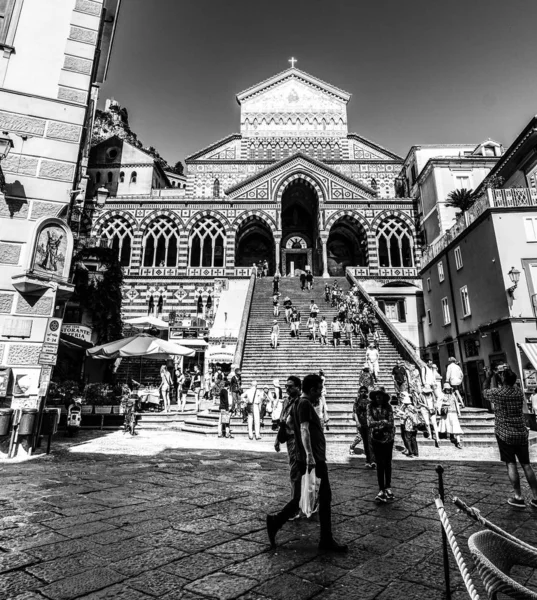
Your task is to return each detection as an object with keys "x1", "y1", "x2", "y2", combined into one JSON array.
[
  {"x1": 422, "y1": 188, "x2": 537, "y2": 267},
  {"x1": 12, "y1": 270, "x2": 74, "y2": 300}
]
